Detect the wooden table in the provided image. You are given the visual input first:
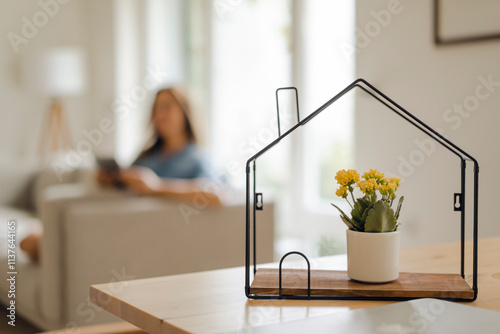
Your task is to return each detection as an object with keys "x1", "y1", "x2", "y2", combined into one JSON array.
[{"x1": 90, "y1": 236, "x2": 500, "y2": 334}]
